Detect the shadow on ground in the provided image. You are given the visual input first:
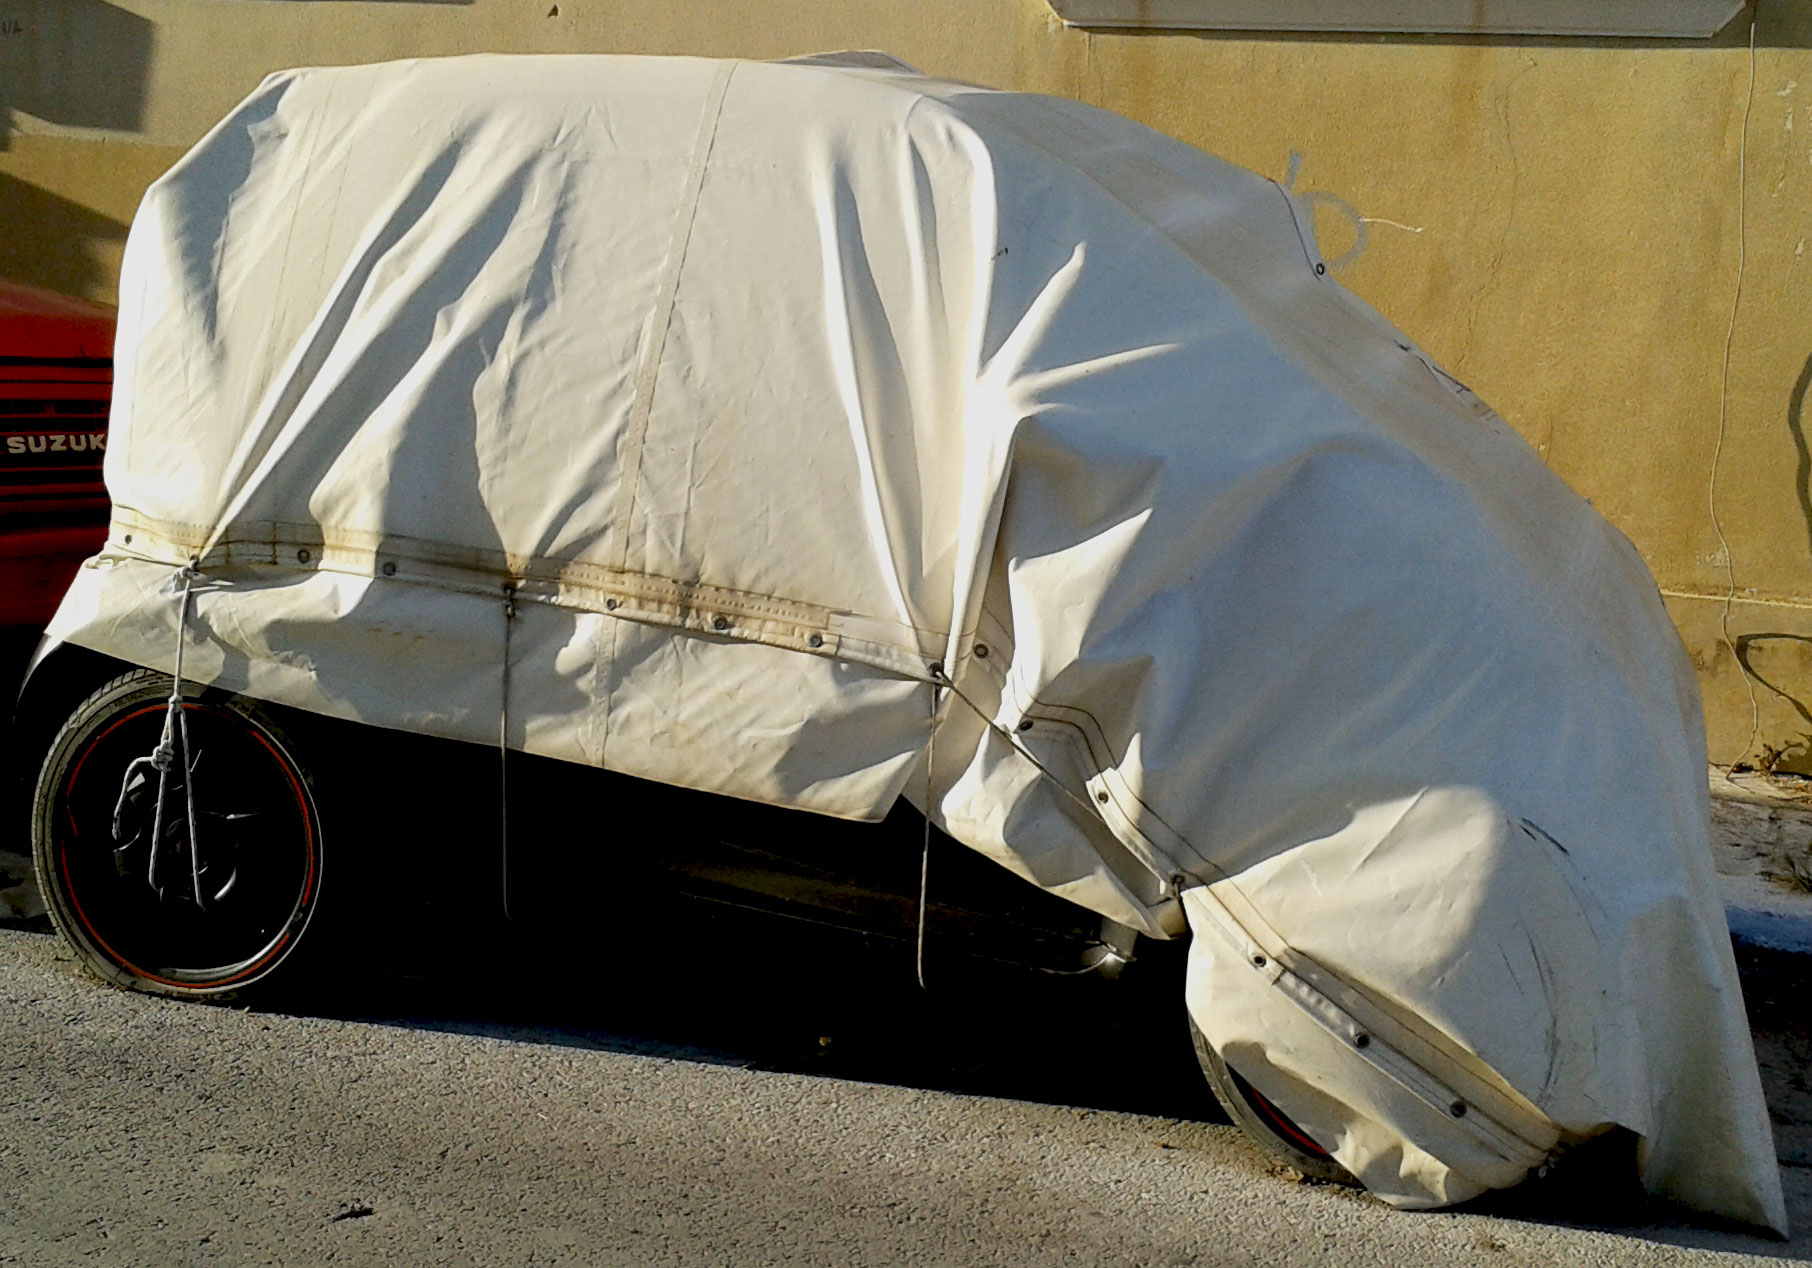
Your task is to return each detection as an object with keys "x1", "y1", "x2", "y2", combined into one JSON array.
[
  {"x1": 292, "y1": 908, "x2": 1221, "y2": 1125},
  {"x1": 6, "y1": 886, "x2": 1809, "y2": 1256},
  {"x1": 282, "y1": 914, "x2": 1812, "y2": 1254}
]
